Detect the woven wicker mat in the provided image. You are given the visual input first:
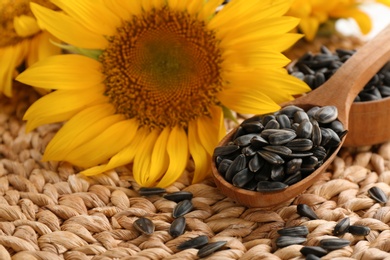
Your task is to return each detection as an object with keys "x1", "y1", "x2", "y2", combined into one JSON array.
[{"x1": 1, "y1": 84, "x2": 390, "y2": 260}]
